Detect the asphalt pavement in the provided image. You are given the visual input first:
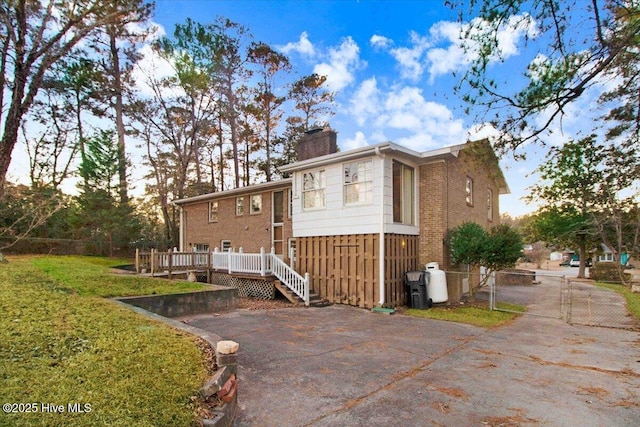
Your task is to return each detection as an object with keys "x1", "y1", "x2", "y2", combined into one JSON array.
[{"x1": 185, "y1": 294, "x2": 640, "y2": 426}]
